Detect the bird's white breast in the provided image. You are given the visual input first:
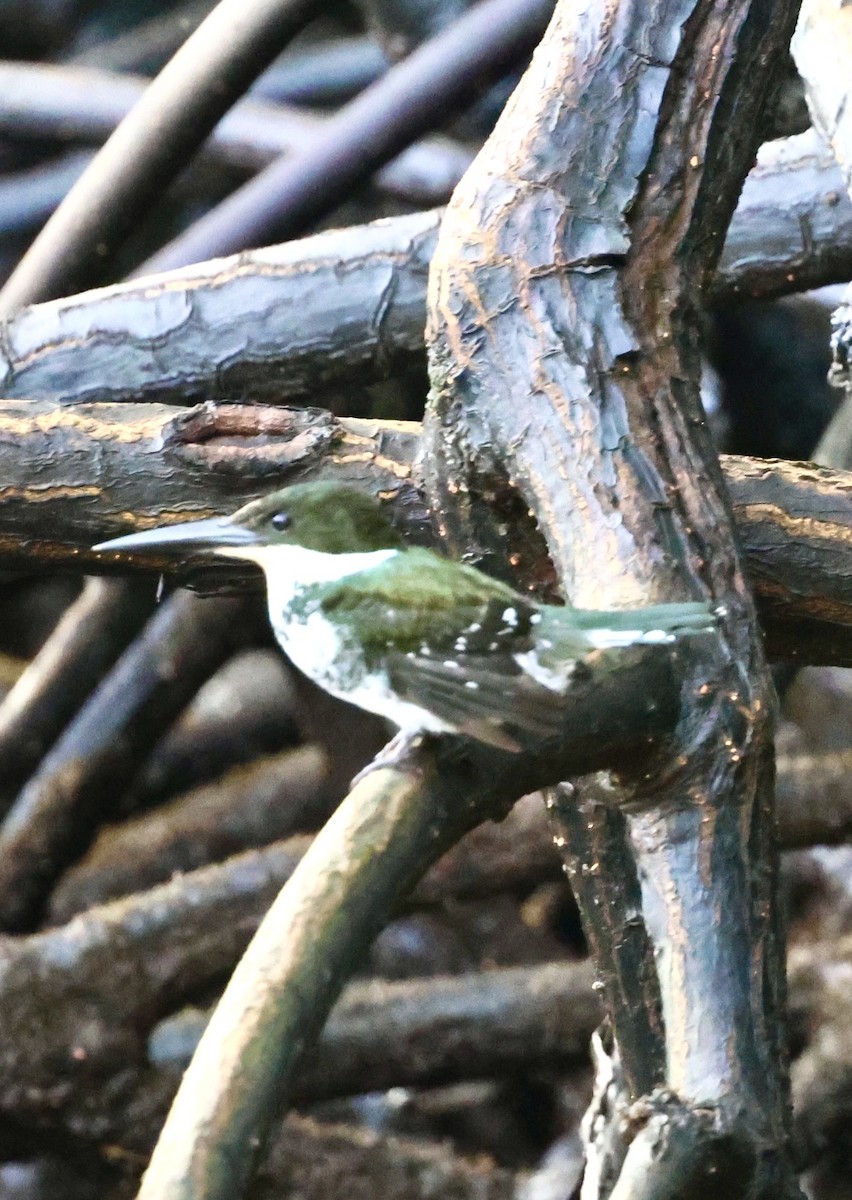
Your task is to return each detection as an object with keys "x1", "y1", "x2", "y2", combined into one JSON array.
[{"x1": 256, "y1": 546, "x2": 445, "y2": 732}]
